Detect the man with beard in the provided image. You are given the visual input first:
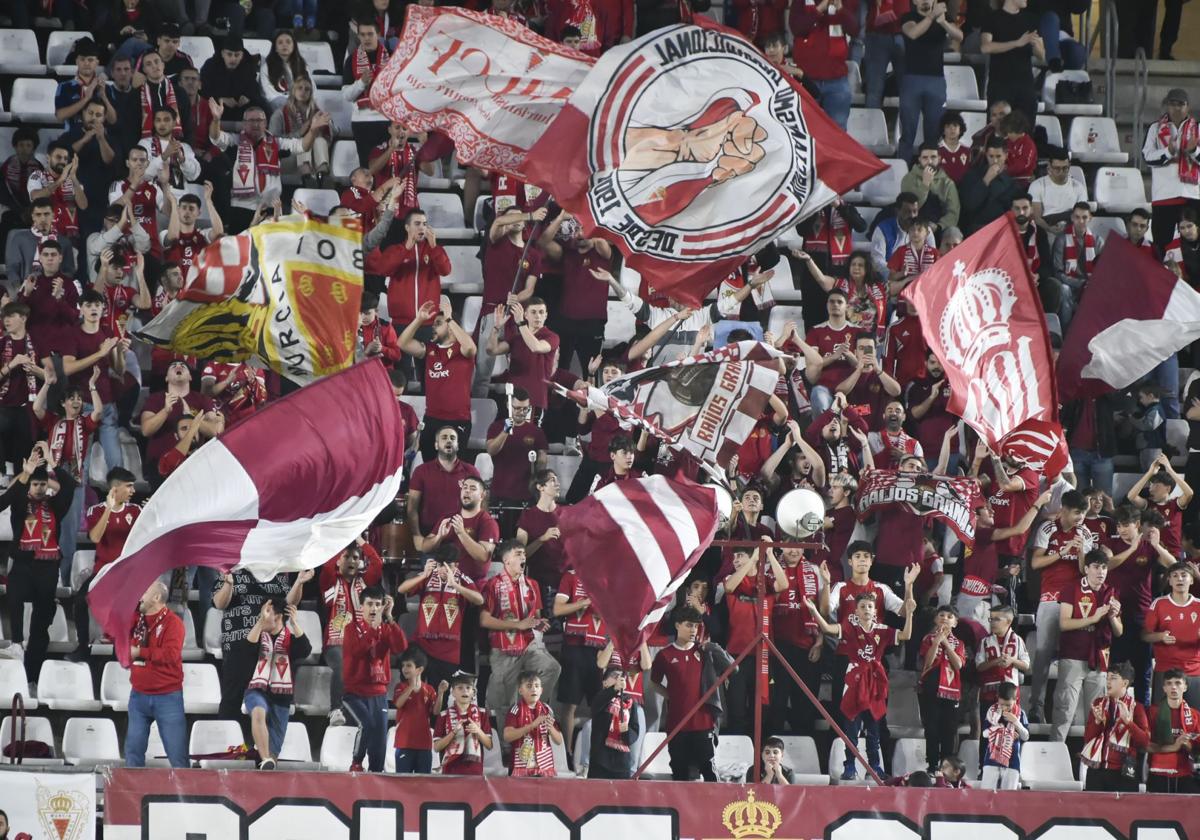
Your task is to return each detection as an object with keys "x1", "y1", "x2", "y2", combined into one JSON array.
[
  {"x1": 368, "y1": 209, "x2": 452, "y2": 328},
  {"x1": 869, "y1": 400, "x2": 924, "y2": 467},
  {"x1": 106, "y1": 56, "x2": 142, "y2": 154},
  {"x1": 124, "y1": 580, "x2": 188, "y2": 767},
  {"x1": 837, "y1": 333, "x2": 901, "y2": 431},
  {"x1": 408, "y1": 426, "x2": 482, "y2": 540},
  {"x1": 5, "y1": 199, "x2": 77, "y2": 284},
  {"x1": 415, "y1": 475, "x2": 499, "y2": 580},
  {"x1": 62, "y1": 100, "x2": 119, "y2": 236},
  {"x1": 27, "y1": 144, "x2": 87, "y2": 250},
  {"x1": 1052, "y1": 202, "x2": 1105, "y2": 327},
  {"x1": 398, "y1": 299, "x2": 476, "y2": 461},
  {"x1": 139, "y1": 360, "x2": 224, "y2": 485},
  {"x1": 537, "y1": 207, "x2": 614, "y2": 375},
  {"x1": 142, "y1": 108, "x2": 201, "y2": 191},
  {"x1": 907, "y1": 352, "x2": 956, "y2": 472},
  {"x1": 109, "y1": 146, "x2": 168, "y2": 276},
  {"x1": 53, "y1": 38, "x2": 107, "y2": 131},
  {"x1": 485, "y1": 387, "x2": 548, "y2": 507},
  {"x1": 1011, "y1": 194, "x2": 1057, "y2": 312}
]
